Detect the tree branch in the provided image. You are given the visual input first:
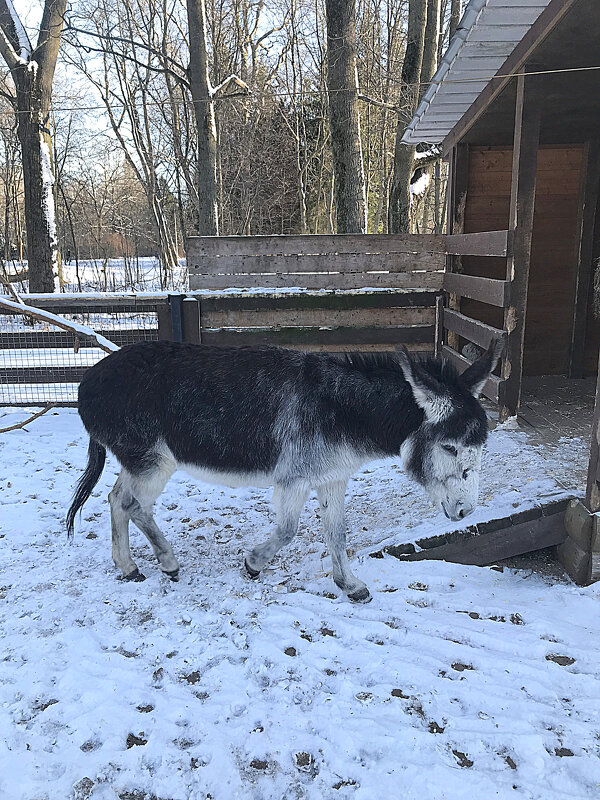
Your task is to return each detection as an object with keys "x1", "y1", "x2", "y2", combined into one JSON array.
[
  {"x1": 0, "y1": 404, "x2": 55, "y2": 434},
  {"x1": 0, "y1": 295, "x2": 120, "y2": 353}
]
